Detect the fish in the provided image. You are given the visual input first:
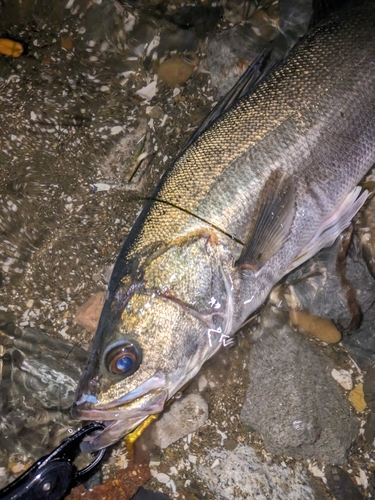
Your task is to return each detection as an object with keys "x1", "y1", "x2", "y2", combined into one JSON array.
[{"x1": 73, "y1": 0, "x2": 375, "y2": 452}]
